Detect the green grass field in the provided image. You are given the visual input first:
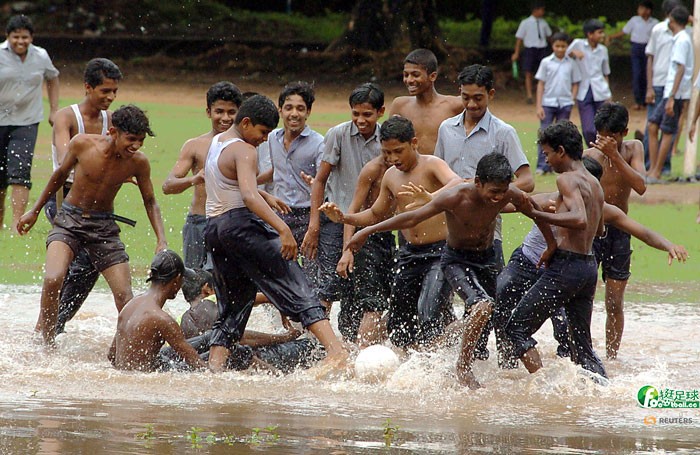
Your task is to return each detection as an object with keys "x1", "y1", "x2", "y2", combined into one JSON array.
[{"x1": 1, "y1": 97, "x2": 697, "y2": 296}]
